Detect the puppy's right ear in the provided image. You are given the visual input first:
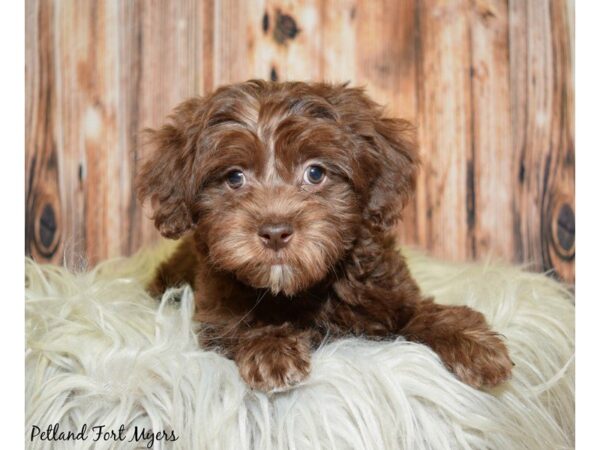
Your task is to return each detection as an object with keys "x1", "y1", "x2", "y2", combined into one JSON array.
[{"x1": 136, "y1": 98, "x2": 205, "y2": 239}]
